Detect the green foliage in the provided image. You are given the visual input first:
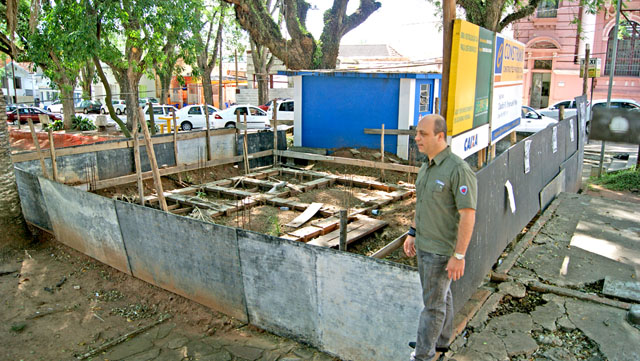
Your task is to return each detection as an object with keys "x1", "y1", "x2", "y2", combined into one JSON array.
[
  {"x1": 267, "y1": 215, "x2": 281, "y2": 237},
  {"x1": 590, "y1": 166, "x2": 639, "y2": 191},
  {"x1": 72, "y1": 116, "x2": 96, "y2": 131},
  {"x1": 196, "y1": 190, "x2": 207, "y2": 198},
  {"x1": 44, "y1": 119, "x2": 64, "y2": 131}
]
